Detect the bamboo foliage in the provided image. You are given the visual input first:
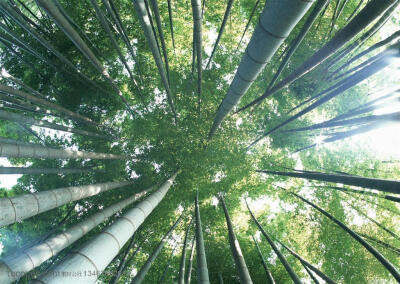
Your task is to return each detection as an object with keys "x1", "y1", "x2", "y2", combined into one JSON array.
[
  {"x1": 209, "y1": 0, "x2": 313, "y2": 138},
  {"x1": 0, "y1": 2, "x2": 101, "y2": 91},
  {"x1": 33, "y1": 172, "x2": 179, "y2": 283},
  {"x1": 0, "y1": 180, "x2": 134, "y2": 227},
  {"x1": 0, "y1": 188, "x2": 150, "y2": 284}
]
